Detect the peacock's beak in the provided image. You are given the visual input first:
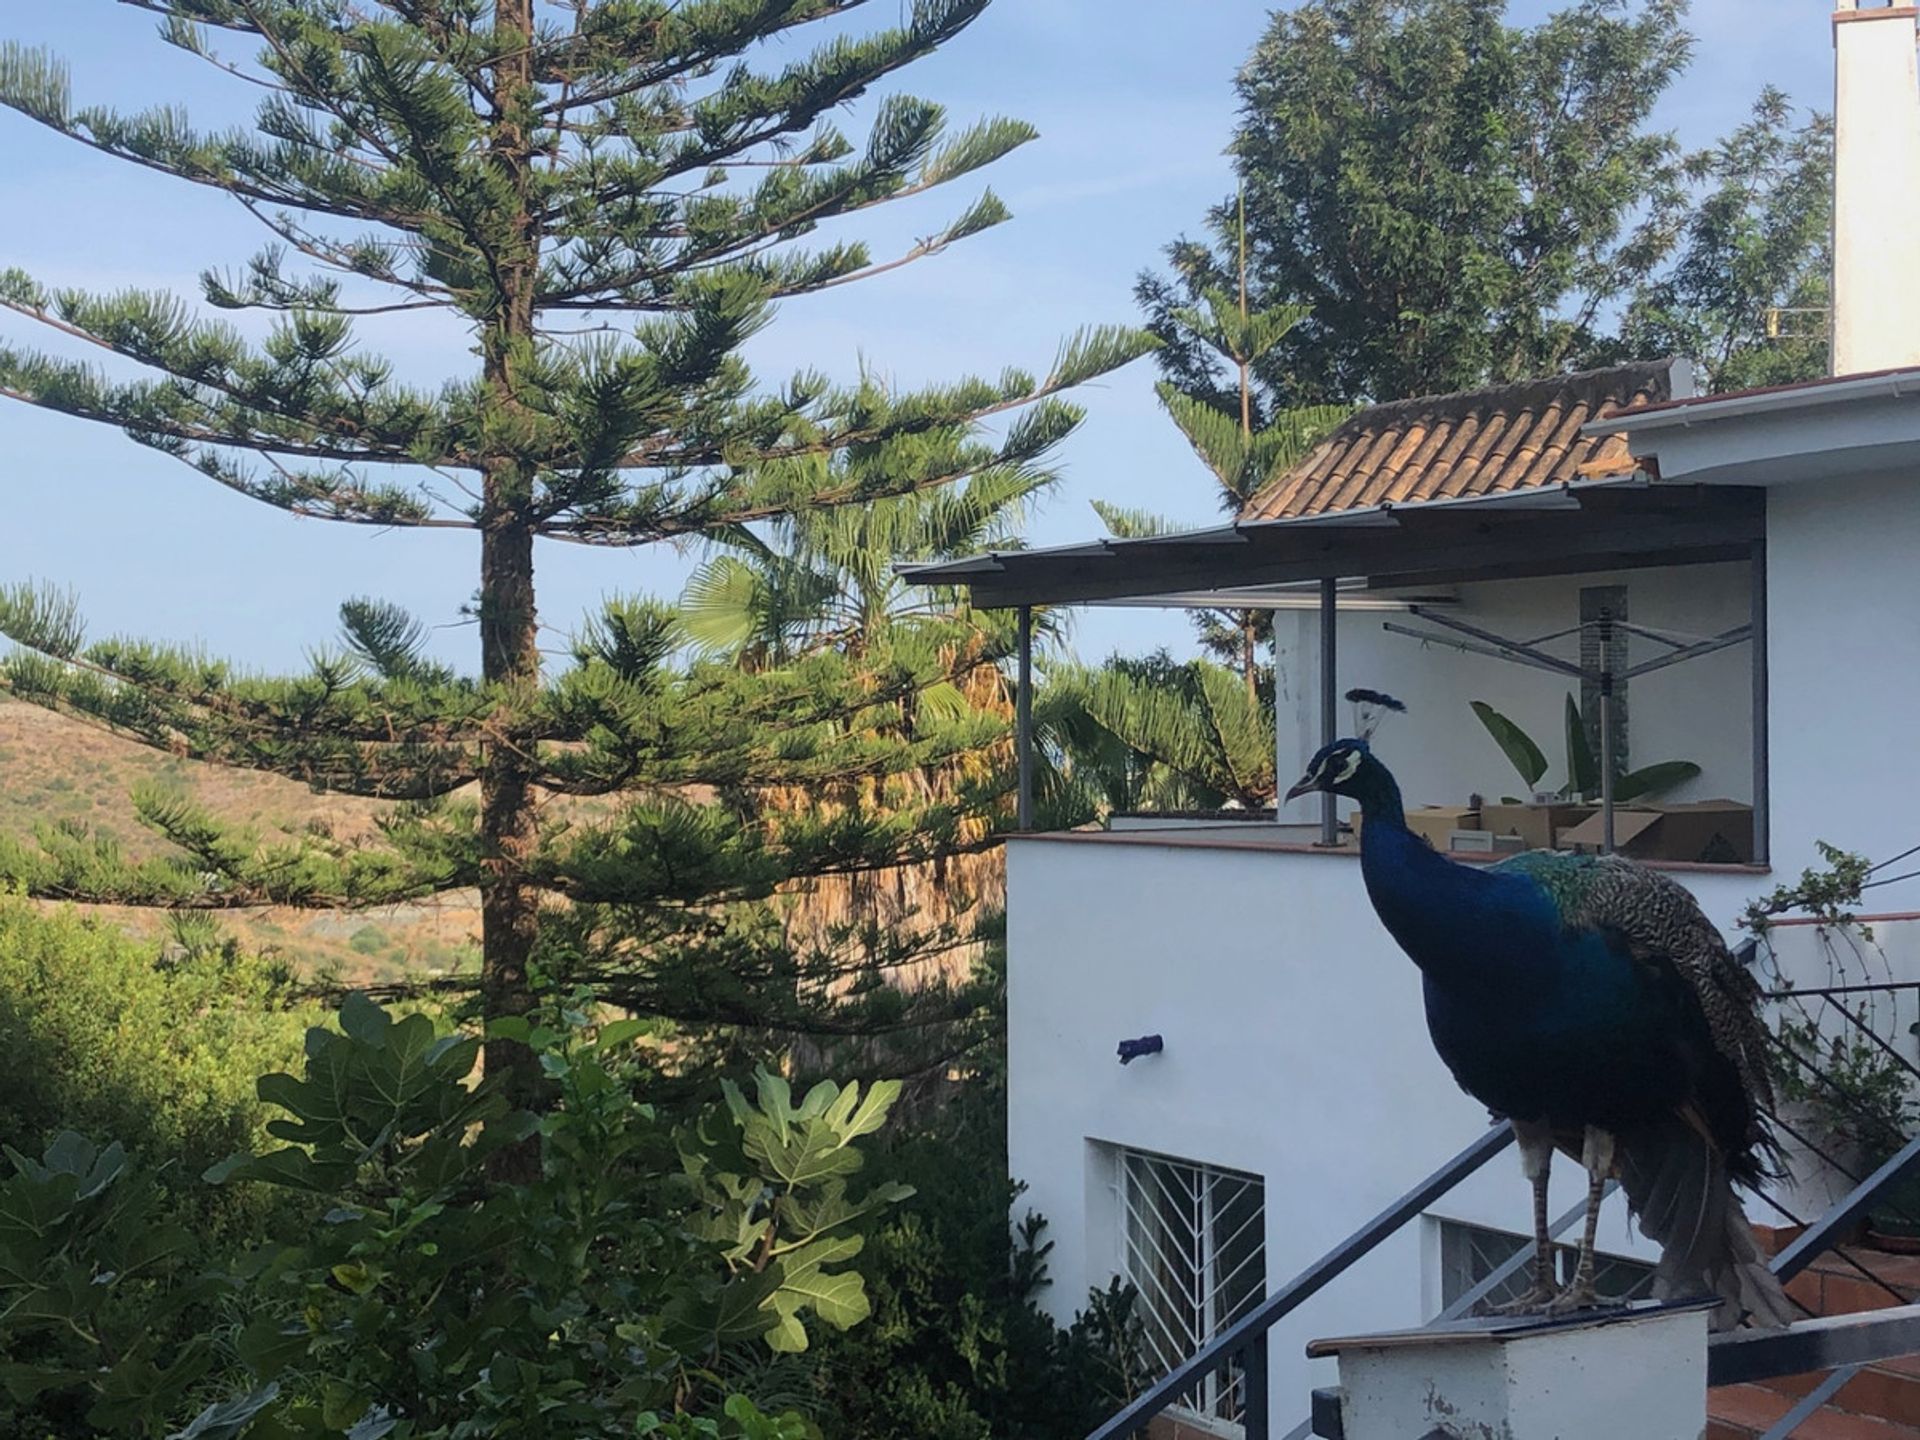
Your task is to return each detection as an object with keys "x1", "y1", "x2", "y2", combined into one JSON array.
[{"x1": 1283, "y1": 775, "x2": 1320, "y2": 804}]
